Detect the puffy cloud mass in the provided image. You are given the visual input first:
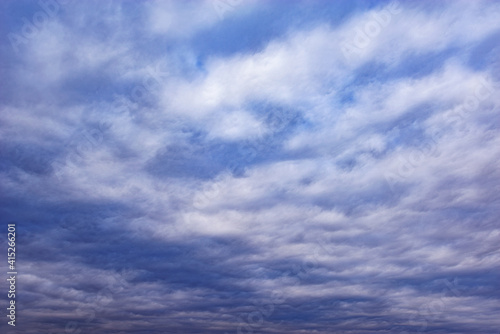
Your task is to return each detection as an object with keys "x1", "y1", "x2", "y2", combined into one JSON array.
[{"x1": 1, "y1": 0, "x2": 500, "y2": 333}]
